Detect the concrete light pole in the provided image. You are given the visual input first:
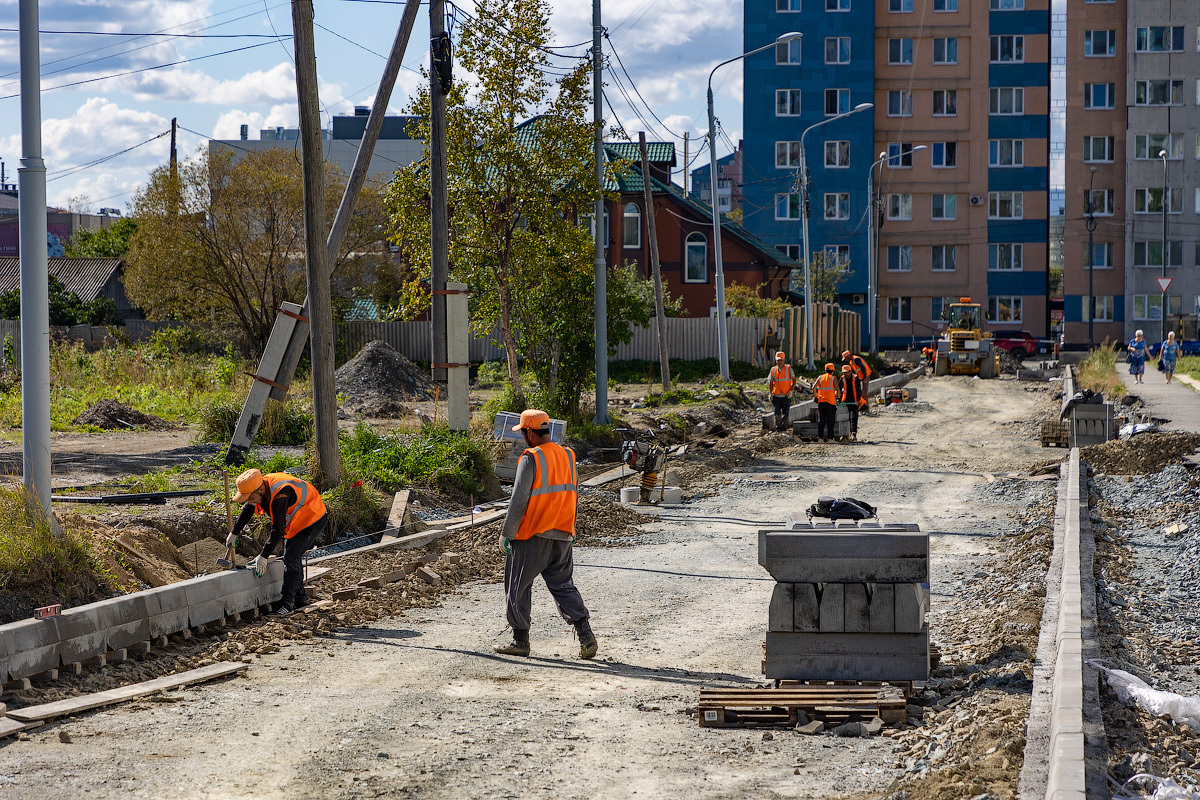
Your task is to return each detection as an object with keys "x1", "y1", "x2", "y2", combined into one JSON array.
[
  {"x1": 1086, "y1": 166, "x2": 1097, "y2": 347},
  {"x1": 707, "y1": 31, "x2": 802, "y2": 380},
  {"x1": 798, "y1": 102, "x2": 871, "y2": 369},
  {"x1": 866, "y1": 145, "x2": 926, "y2": 354},
  {"x1": 1159, "y1": 149, "x2": 1168, "y2": 343}
]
